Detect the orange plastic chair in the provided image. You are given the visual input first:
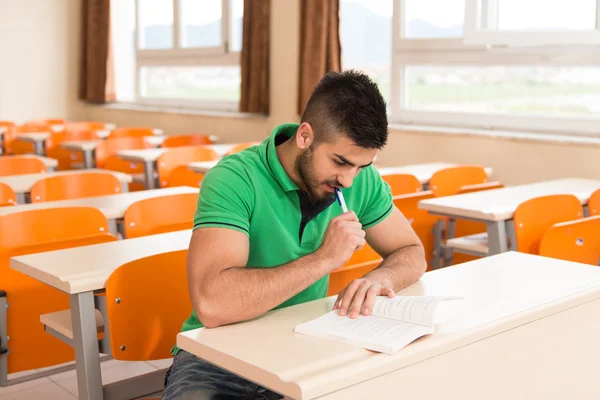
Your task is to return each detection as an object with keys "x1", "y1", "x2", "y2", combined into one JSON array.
[
  {"x1": 23, "y1": 119, "x2": 66, "y2": 132},
  {"x1": 161, "y1": 134, "x2": 214, "y2": 148},
  {"x1": 514, "y1": 194, "x2": 584, "y2": 255},
  {"x1": 95, "y1": 137, "x2": 153, "y2": 168},
  {"x1": 0, "y1": 182, "x2": 17, "y2": 206},
  {"x1": 589, "y1": 188, "x2": 600, "y2": 216},
  {"x1": 327, "y1": 245, "x2": 382, "y2": 296},
  {"x1": 65, "y1": 121, "x2": 114, "y2": 133},
  {"x1": 0, "y1": 121, "x2": 17, "y2": 154},
  {"x1": 166, "y1": 165, "x2": 206, "y2": 188},
  {"x1": 109, "y1": 127, "x2": 161, "y2": 139},
  {"x1": 105, "y1": 250, "x2": 191, "y2": 361},
  {"x1": 381, "y1": 173, "x2": 422, "y2": 196},
  {"x1": 123, "y1": 193, "x2": 198, "y2": 238},
  {"x1": 157, "y1": 147, "x2": 219, "y2": 188},
  {"x1": 0, "y1": 207, "x2": 116, "y2": 374},
  {"x1": 46, "y1": 130, "x2": 102, "y2": 170},
  {"x1": 226, "y1": 142, "x2": 259, "y2": 155},
  {"x1": 30, "y1": 172, "x2": 122, "y2": 202},
  {"x1": 393, "y1": 191, "x2": 438, "y2": 270},
  {"x1": 539, "y1": 216, "x2": 600, "y2": 265},
  {"x1": 429, "y1": 165, "x2": 490, "y2": 197},
  {"x1": 0, "y1": 156, "x2": 47, "y2": 176}
]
